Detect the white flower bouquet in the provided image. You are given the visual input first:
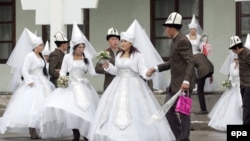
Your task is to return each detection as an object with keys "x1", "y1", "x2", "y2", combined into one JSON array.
[
  {"x1": 57, "y1": 76, "x2": 69, "y2": 88},
  {"x1": 96, "y1": 51, "x2": 111, "y2": 63},
  {"x1": 222, "y1": 79, "x2": 231, "y2": 89}
]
